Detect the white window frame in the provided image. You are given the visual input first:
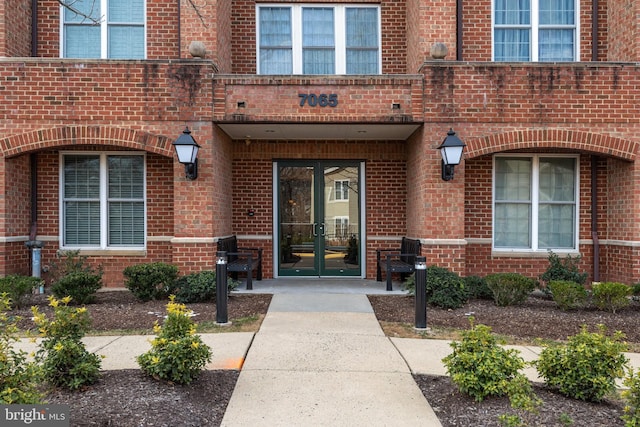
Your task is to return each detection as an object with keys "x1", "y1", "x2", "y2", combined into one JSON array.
[
  {"x1": 256, "y1": 3, "x2": 382, "y2": 75},
  {"x1": 492, "y1": 154, "x2": 580, "y2": 253},
  {"x1": 491, "y1": 0, "x2": 579, "y2": 62},
  {"x1": 334, "y1": 179, "x2": 350, "y2": 201},
  {"x1": 59, "y1": 151, "x2": 147, "y2": 250},
  {"x1": 60, "y1": 0, "x2": 147, "y2": 59}
]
